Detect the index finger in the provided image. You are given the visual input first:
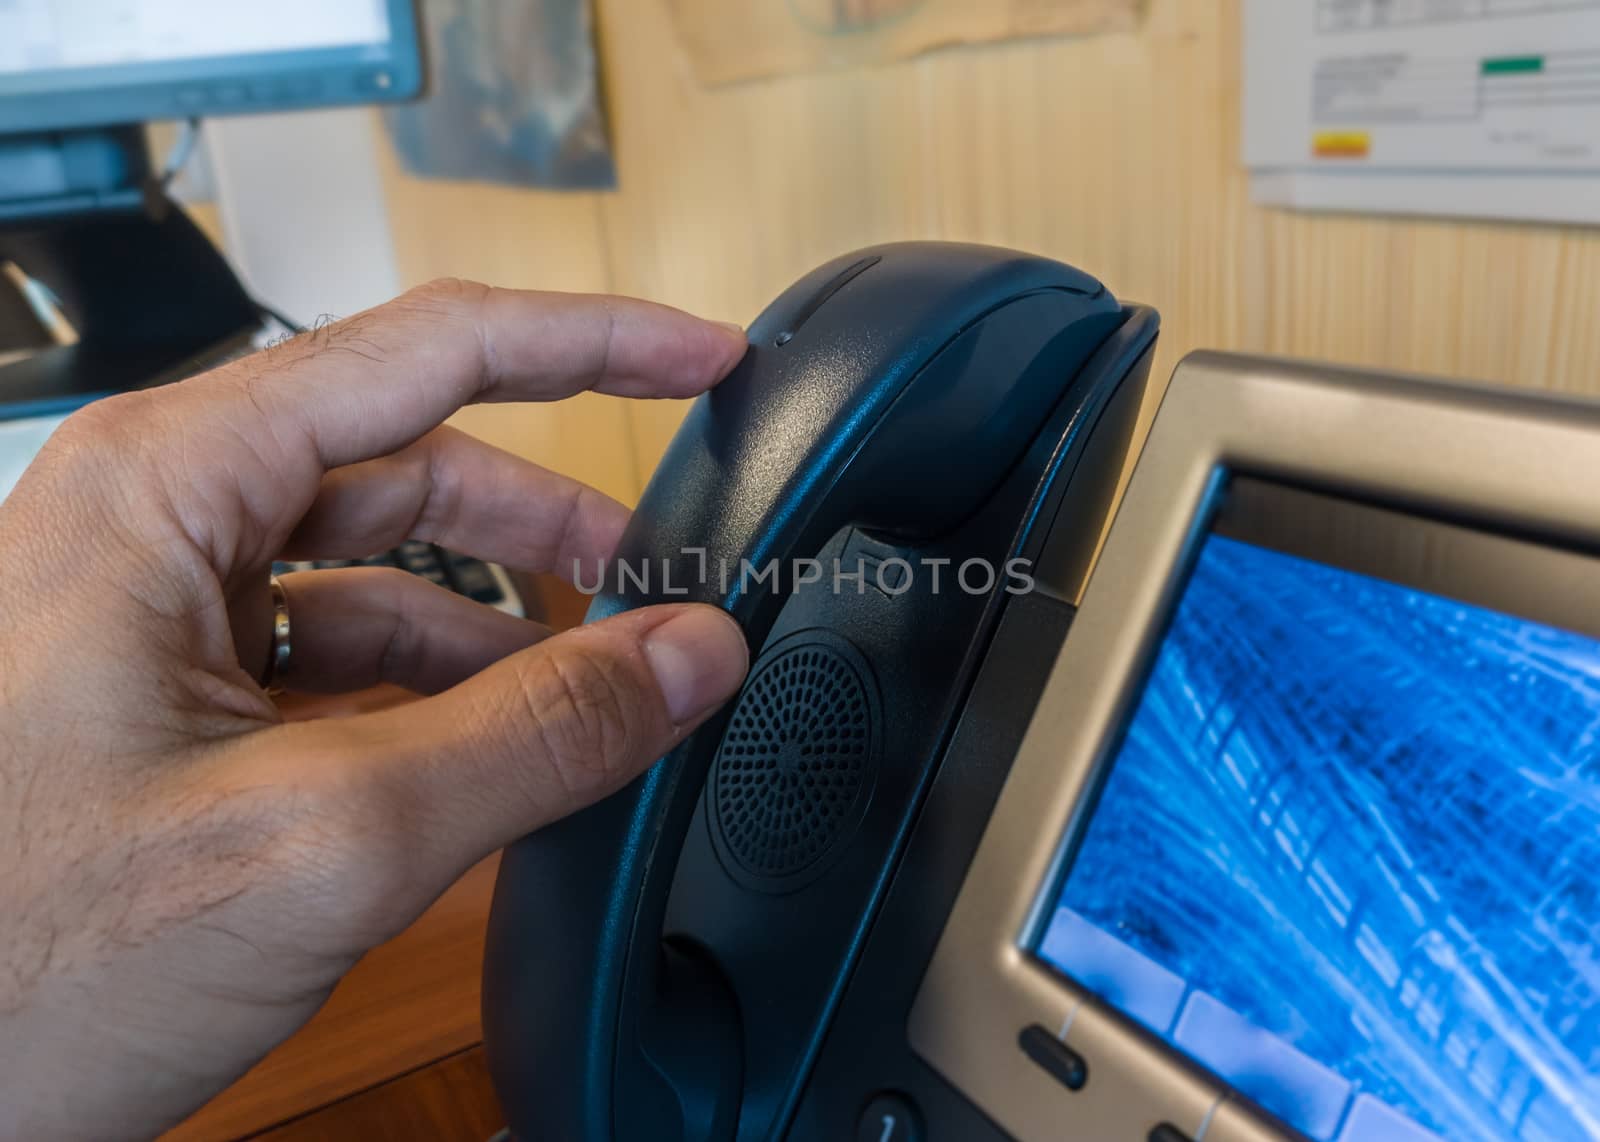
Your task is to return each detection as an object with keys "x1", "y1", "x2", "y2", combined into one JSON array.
[
  {"x1": 195, "y1": 280, "x2": 748, "y2": 472},
  {"x1": 104, "y1": 281, "x2": 745, "y2": 569}
]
